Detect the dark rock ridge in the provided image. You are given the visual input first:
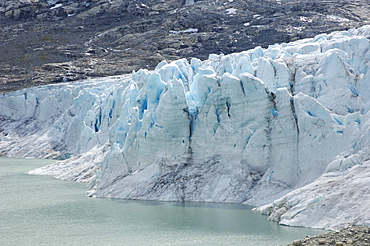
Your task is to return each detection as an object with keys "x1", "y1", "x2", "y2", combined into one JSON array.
[{"x1": 1, "y1": 0, "x2": 370, "y2": 92}]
